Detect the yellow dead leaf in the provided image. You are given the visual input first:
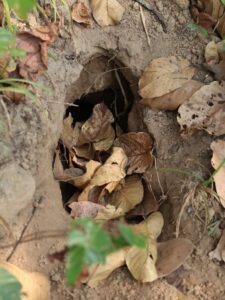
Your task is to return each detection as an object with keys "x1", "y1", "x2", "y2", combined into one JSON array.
[
  {"x1": 95, "y1": 204, "x2": 123, "y2": 221},
  {"x1": 139, "y1": 56, "x2": 195, "y2": 99},
  {"x1": 210, "y1": 140, "x2": 225, "y2": 207},
  {"x1": 125, "y1": 240, "x2": 158, "y2": 283},
  {"x1": 87, "y1": 248, "x2": 127, "y2": 287},
  {"x1": 109, "y1": 175, "x2": 144, "y2": 215},
  {"x1": 72, "y1": 160, "x2": 101, "y2": 188},
  {"x1": 90, "y1": 0, "x2": 125, "y2": 27},
  {"x1": 132, "y1": 212, "x2": 164, "y2": 239},
  {"x1": 140, "y1": 80, "x2": 203, "y2": 111},
  {"x1": 0, "y1": 262, "x2": 50, "y2": 300},
  {"x1": 178, "y1": 81, "x2": 225, "y2": 136}
]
